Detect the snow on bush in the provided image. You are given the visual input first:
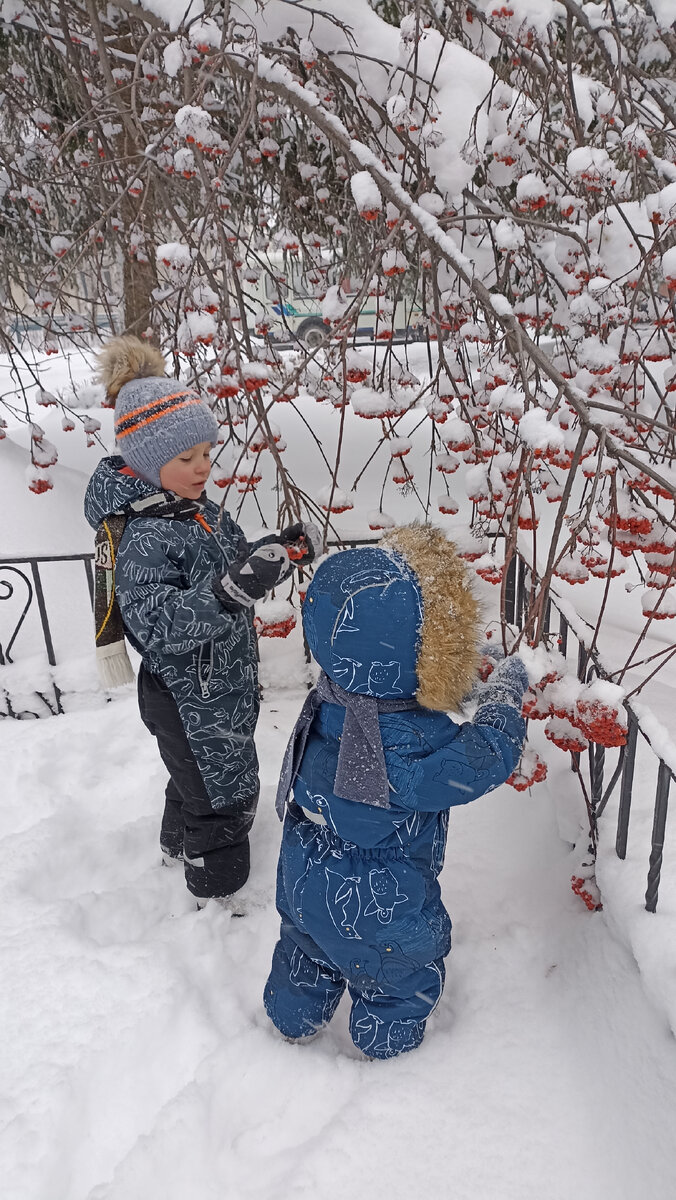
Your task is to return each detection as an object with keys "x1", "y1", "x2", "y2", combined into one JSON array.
[
  {"x1": 156, "y1": 242, "x2": 192, "y2": 275},
  {"x1": 516, "y1": 409, "x2": 566, "y2": 456},
  {"x1": 574, "y1": 681, "x2": 628, "y2": 747},
  {"x1": 350, "y1": 171, "x2": 382, "y2": 219},
  {"x1": 368, "y1": 509, "x2": 395, "y2": 530},
  {"x1": 253, "y1": 598, "x2": 297, "y2": 638},
  {"x1": 317, "y1": 485, "x2": 353, "y2": 514}
]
